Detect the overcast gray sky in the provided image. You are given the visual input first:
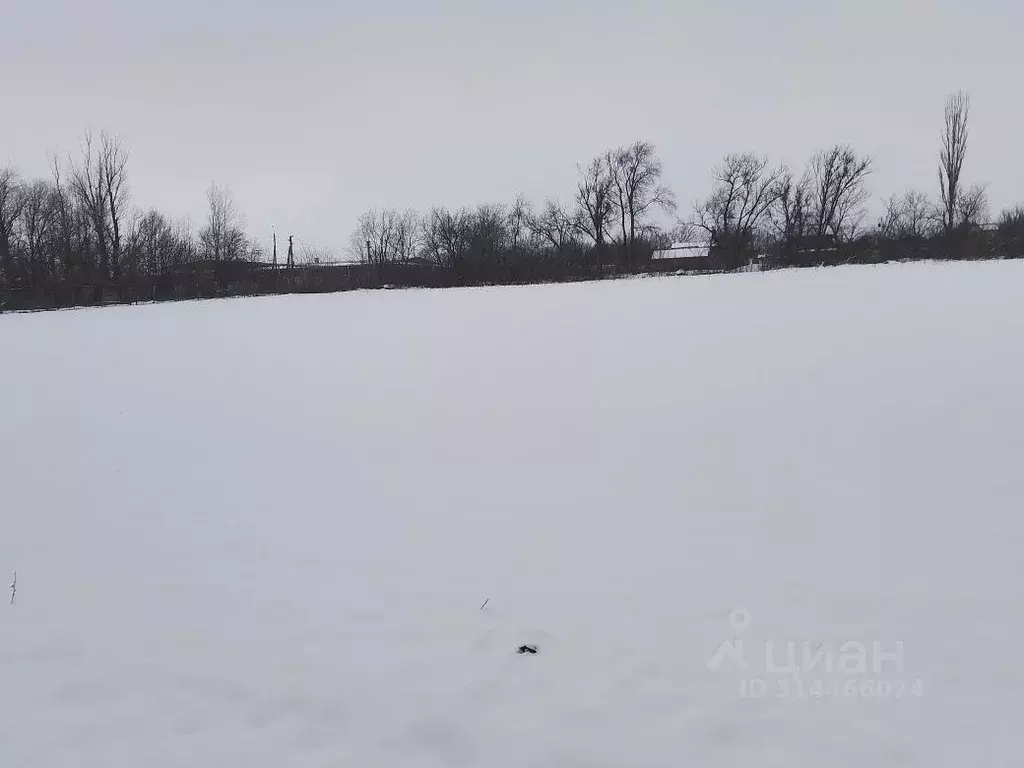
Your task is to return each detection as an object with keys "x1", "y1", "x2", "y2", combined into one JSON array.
[{"x1": 2, "y1": 0, "x2": 1021, "y2": 254}]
